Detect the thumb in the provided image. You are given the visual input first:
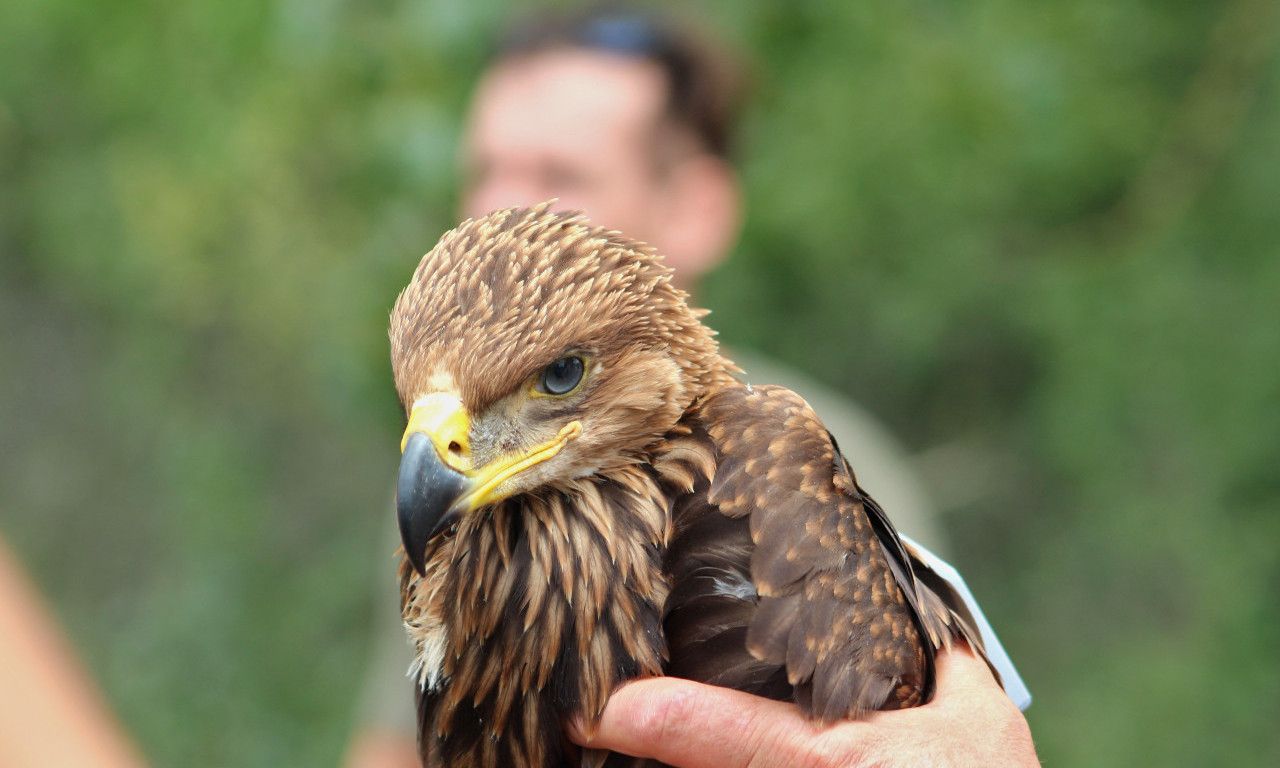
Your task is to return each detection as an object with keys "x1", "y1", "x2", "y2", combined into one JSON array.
[{"x1": 567, "y1": 677, "x2": 819, "y2": 768}]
